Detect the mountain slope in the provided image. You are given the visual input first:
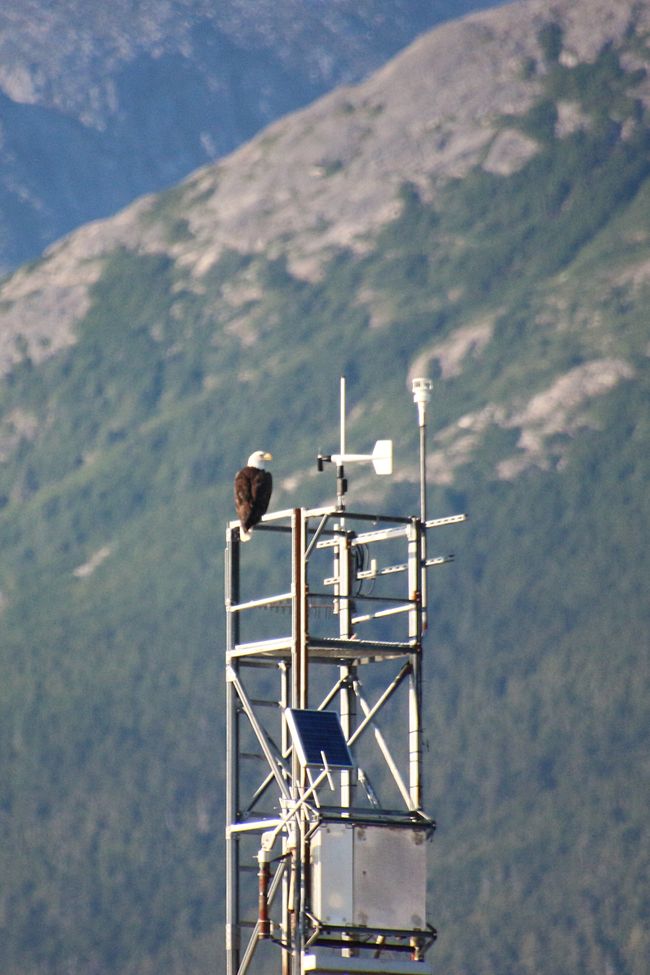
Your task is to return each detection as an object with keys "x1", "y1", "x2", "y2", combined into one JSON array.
[
  {"x1": 0, "y1": 1, "x2": 648, "y2": 973},
  {"x1": 0, "y1": 0, "x2": 508, "y2": 273}
]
